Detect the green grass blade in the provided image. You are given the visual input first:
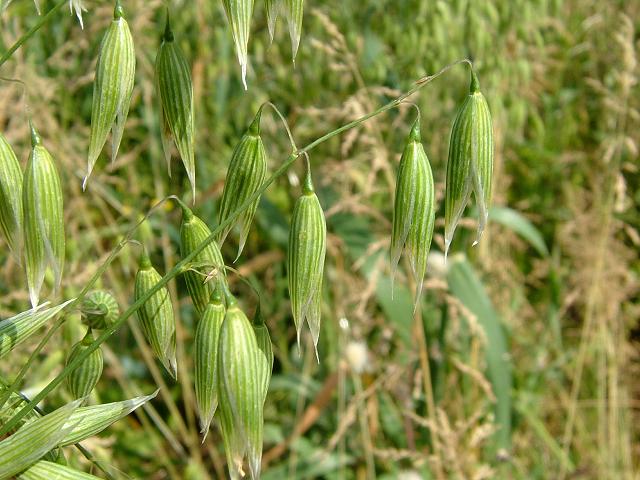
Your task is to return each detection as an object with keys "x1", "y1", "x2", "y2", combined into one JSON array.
[
  {"x1": 489, "y1": 206, "x2": 549, "y2": 256},
  {"x1": 447, "y1": 257, "x2": 512, "y2": 454},
  {"x1": 18, "y1": 461, "x2": 102, "y2": 480}
]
